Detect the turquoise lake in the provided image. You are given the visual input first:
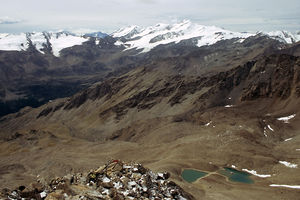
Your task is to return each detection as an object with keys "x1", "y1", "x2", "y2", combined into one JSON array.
[
  {"x1": 181, "y1": 169, "x2": 208, "y2": 183},
  {"x1": 219, "y1": 167, "x2": 254, "y2": 184},
  {"x1": 182, "y1": 167, "x2": 254, "y2": 184}
]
